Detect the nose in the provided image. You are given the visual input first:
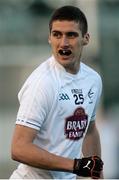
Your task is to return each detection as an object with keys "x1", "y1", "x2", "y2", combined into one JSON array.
[{"x1": 60, "y1": 35, "x2": 69, "y2": 47}]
